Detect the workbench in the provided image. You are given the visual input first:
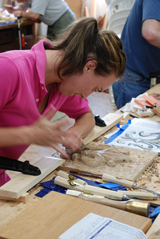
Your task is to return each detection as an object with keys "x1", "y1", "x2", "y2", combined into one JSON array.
[
  {"x1": 0, "y1": 19, "x2": 36, "y2": 52},
  {"x1": 0, "y1": 85, "x2": 160, "y2": 239}
]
